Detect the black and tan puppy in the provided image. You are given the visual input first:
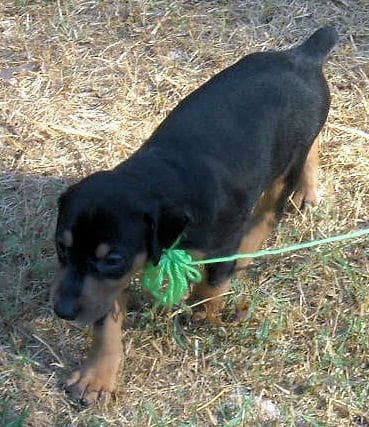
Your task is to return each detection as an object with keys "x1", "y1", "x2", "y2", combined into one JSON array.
[{"x1": 53, "y1": 27, "x2": 338, "y2": 404}]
